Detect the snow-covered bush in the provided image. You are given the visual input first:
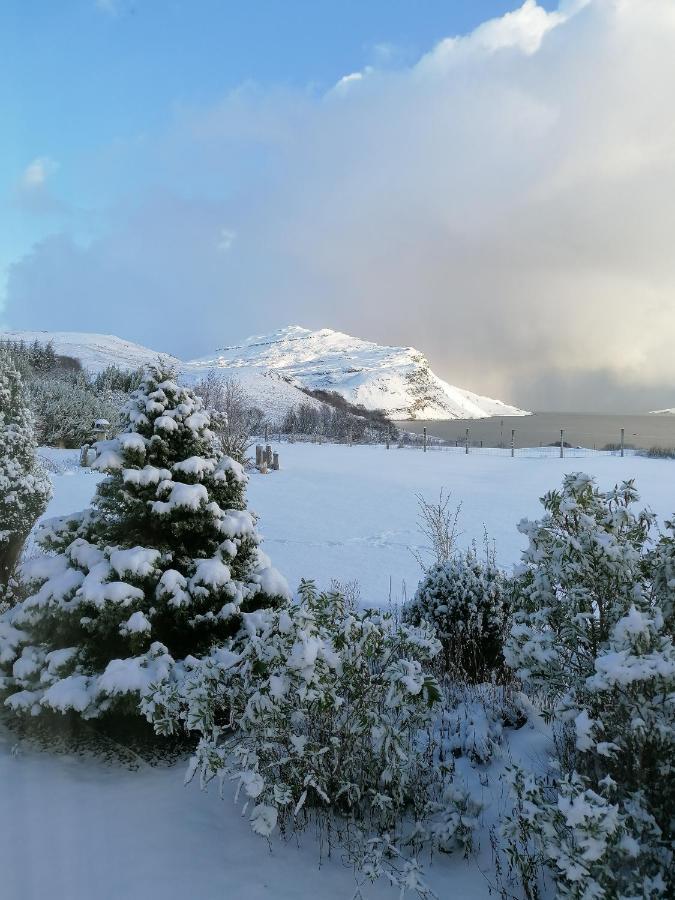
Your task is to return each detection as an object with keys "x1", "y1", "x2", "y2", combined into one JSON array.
[
  {"x1": 505, "y1": 473, "x2": 654, "y2": 698},
  {"x1": 503, "y1": 768, "x2": 670, "y2": 900},
  {"x1": 0, "y1": 365, "x2": 288, "y2": 723},
  {"x1": 145, "y1": 581, "x2": 483, "y2": 893},
  {"x1": 439, "y1": 682, "x2": 527, "y2": 764},
  {"x1": 146, "y1": 580, "x2": 442, "y2": 828},
  {"x1": 650, "y1": 516, "x2": 675, "y2": 624},
  {"x1": 0, "y1": 355, "x2": 52, "y2": 599},
  {"x1": 501, "y1": 474, "x2": 673, "y2": 899},
  {"x1": 27, "y1": 372, "x2": 125, "y2": 448},
  {"x1": 570, "y1": 603, "x2": 674, "y2": 858},
  {"x1": 404, "y1": 547, "x2": 509, "y2": 680}
]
